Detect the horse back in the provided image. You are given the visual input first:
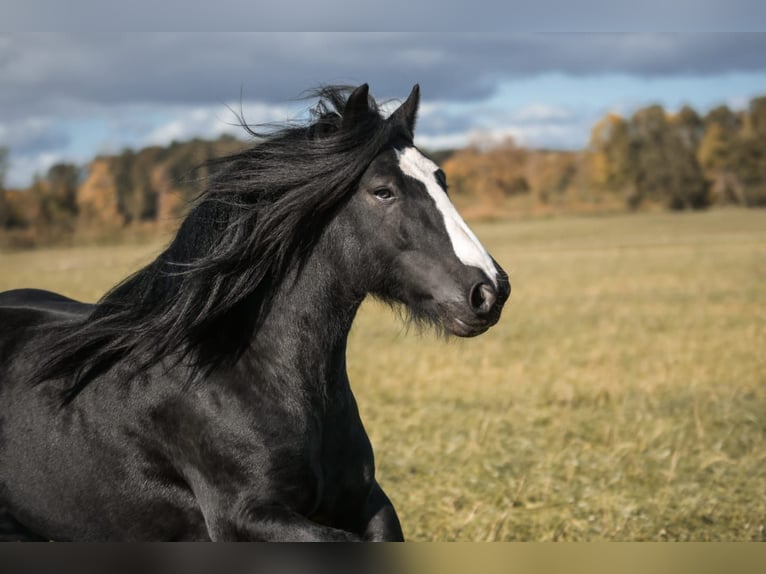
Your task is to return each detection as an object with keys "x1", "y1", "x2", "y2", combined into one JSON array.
[
  {"x1": 0, "y1": 288, "x2": 92, "y2": 370},
  {"x1": 0, "y1": 288, "x2": 90, "y2": 327},
  {"x1": 0, "y1": 288, "x2": 91, "y2": 317}
]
